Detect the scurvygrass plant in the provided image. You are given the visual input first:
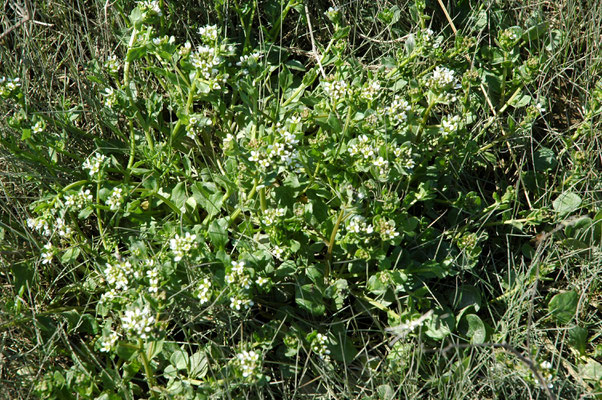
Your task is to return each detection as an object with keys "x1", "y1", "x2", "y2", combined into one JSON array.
[{"x1": 2, "y1": 0, "x2": 601, "y2": 398}]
